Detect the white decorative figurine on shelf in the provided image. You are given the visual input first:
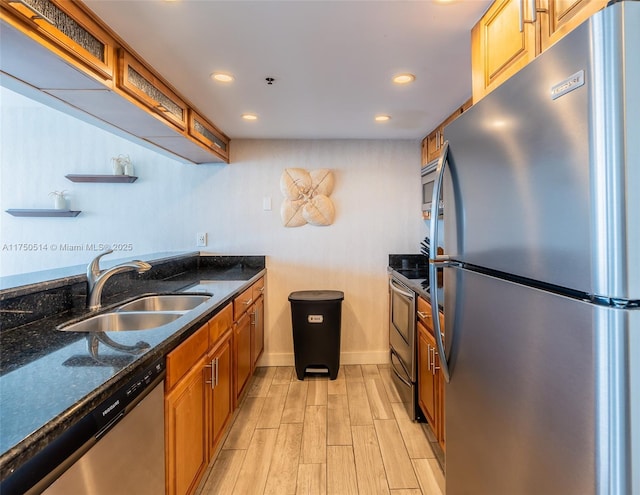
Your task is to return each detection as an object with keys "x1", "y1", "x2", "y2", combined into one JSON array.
[
  {"x1": 49, "y1": 190, "x2": 68, "y2": 210},
  {"x1": 112, "y1": 154, "x2": 133, "y2": 176}
]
